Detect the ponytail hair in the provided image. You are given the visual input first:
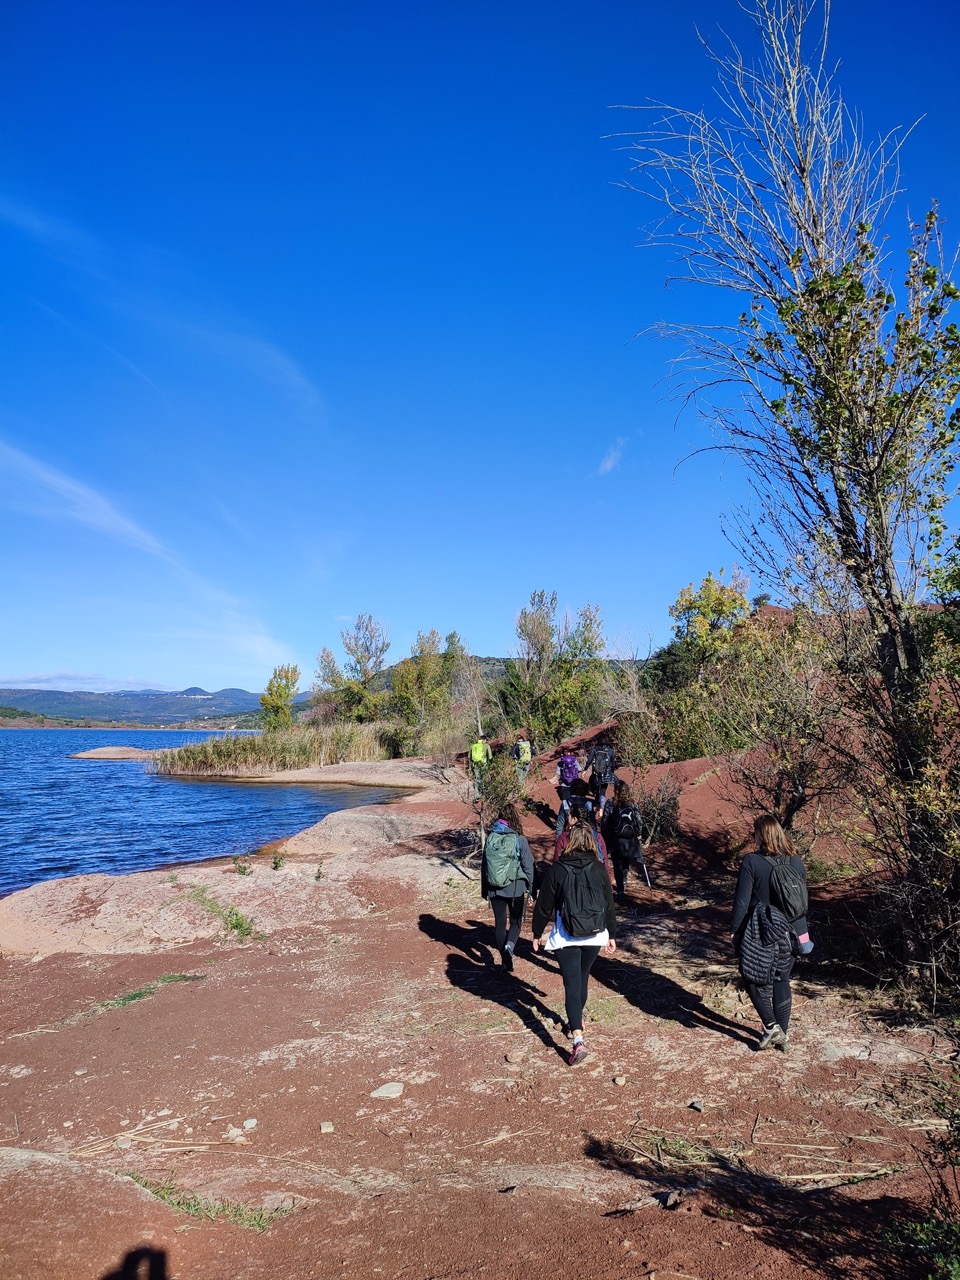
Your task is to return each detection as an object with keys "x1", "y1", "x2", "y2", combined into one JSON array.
[{"x1": 753, "y1": 814, "x2": 793, "y2": 858}]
